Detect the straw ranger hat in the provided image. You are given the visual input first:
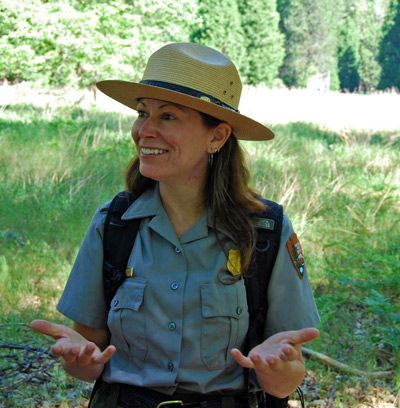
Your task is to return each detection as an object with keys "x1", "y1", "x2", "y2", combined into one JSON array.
[{"x1": 96, "y1": 42, "x2": 274, "y2": 141}]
